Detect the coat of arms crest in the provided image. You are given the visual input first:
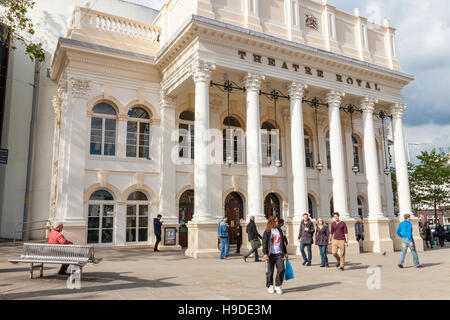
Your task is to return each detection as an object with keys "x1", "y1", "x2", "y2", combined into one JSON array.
[{"x1": 305, "y1": 14, "x2": 318, "y2": 30}]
